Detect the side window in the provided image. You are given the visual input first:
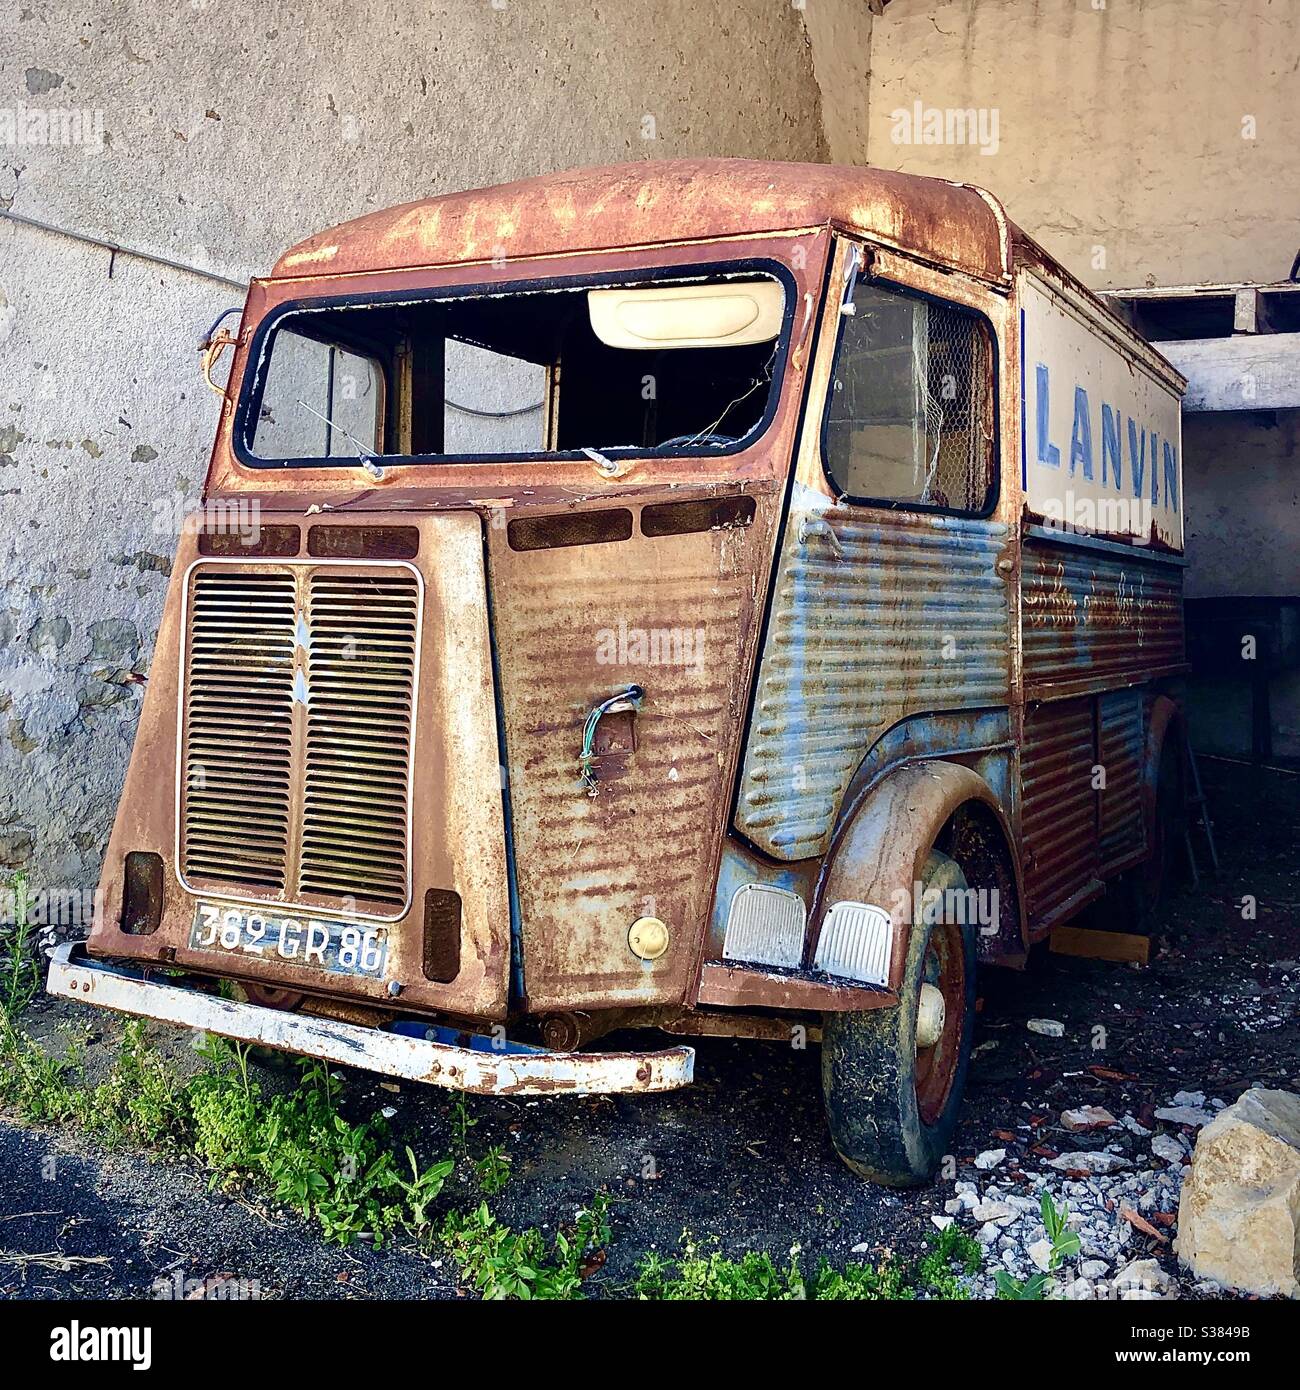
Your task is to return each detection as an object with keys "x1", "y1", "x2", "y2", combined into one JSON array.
[
  {"x1": 253, "y1": 326, "x2": 382, "y2": 460},
  {"x1": 823, "y1": 279, "x2": 995, "y2": 514}
]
